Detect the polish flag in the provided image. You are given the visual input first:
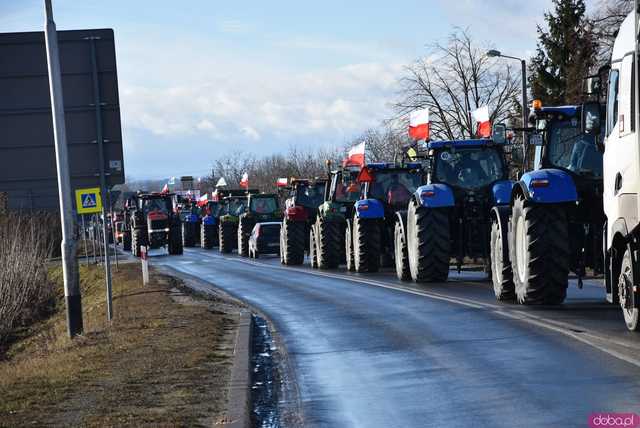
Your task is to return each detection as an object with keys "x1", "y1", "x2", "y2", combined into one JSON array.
[
  {"x1": 197, "y1": 193, "x2": 208, "y2": 207},
  {"x1": 161, "y1": 183, "x2": 169, "y2": 193},
  {"x1": 276, "y1": 177, "x2": 288, "y2": 187},
  {"x1": 473, "y1": 106, "x2": 491, "y2": 138},
  {"x1": 343, "y1": 142, "x2": 365, "y2": 167},
  {"x1": 409, "y1": 108, "x2": 430, "y2": 140},
  {"x1": 240, "y1": 172, "x2": 249, "y2": 188}
]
